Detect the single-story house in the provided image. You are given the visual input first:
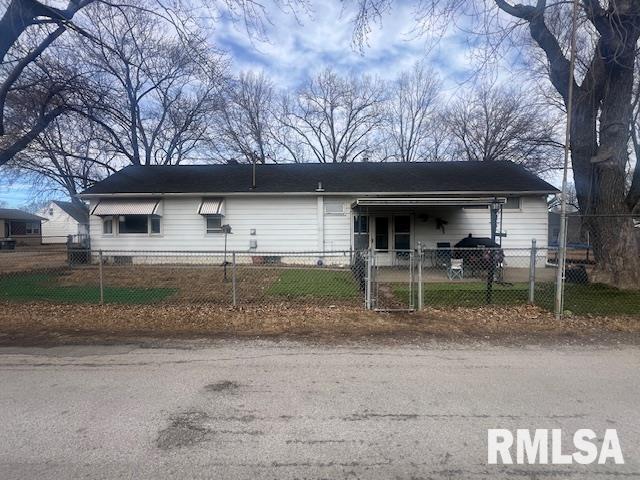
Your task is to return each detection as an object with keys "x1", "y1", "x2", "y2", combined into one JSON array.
[
  {"x1": 0, "y1": 208, "x2": 45, "y2": 246},
  {"x1": 39, "y1": 200, "x2": 89, "y2": 244},
  {"x1": 78, "y1": 161, "x2": 558, "y2": 265}
]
